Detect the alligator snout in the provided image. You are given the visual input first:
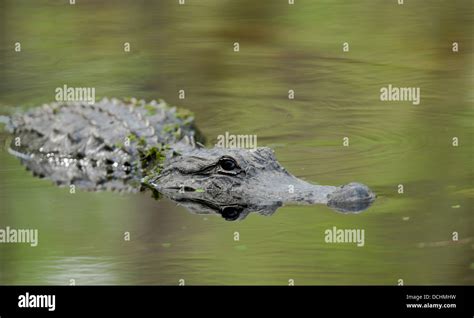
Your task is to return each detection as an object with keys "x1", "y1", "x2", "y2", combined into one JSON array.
[{"x1": 326, "y1": 182, "x2": 376, "y2": 213}]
